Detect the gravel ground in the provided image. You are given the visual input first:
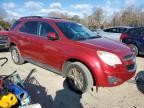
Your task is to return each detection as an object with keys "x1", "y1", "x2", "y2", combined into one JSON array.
[{"x1": 0, "y1": 51, "x2": 144, "y2": 108}]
